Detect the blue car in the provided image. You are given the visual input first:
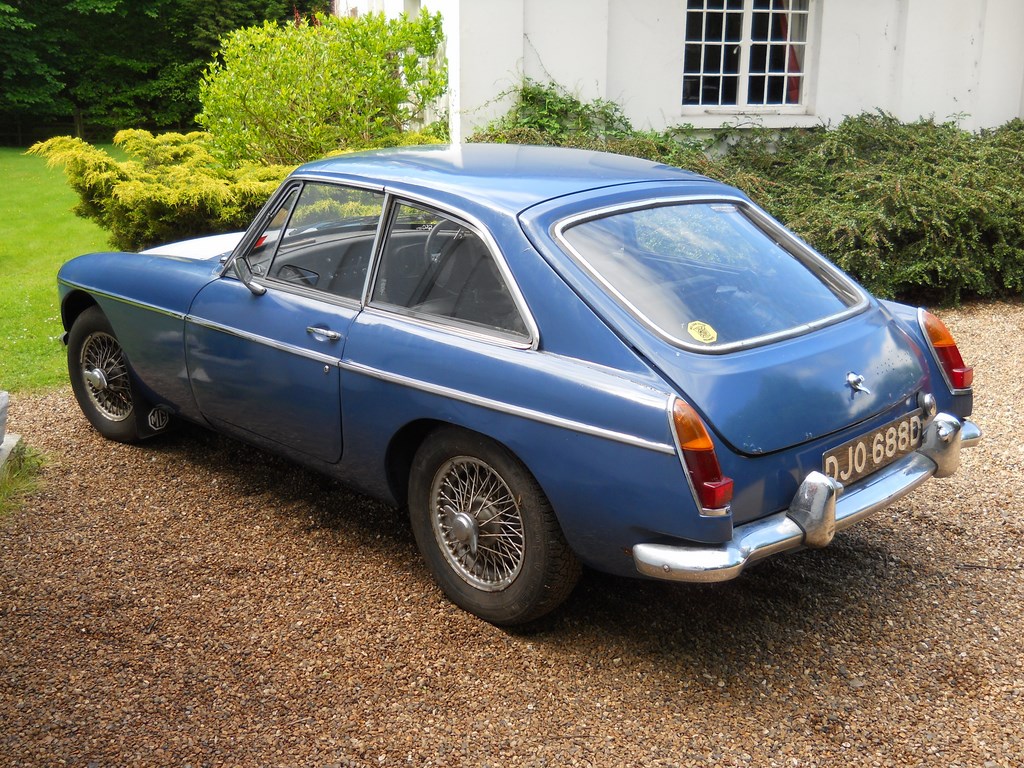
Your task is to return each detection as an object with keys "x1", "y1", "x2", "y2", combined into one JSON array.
[{"x1": 58, "y1": 144, "x2": 981, "y2": 624}]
